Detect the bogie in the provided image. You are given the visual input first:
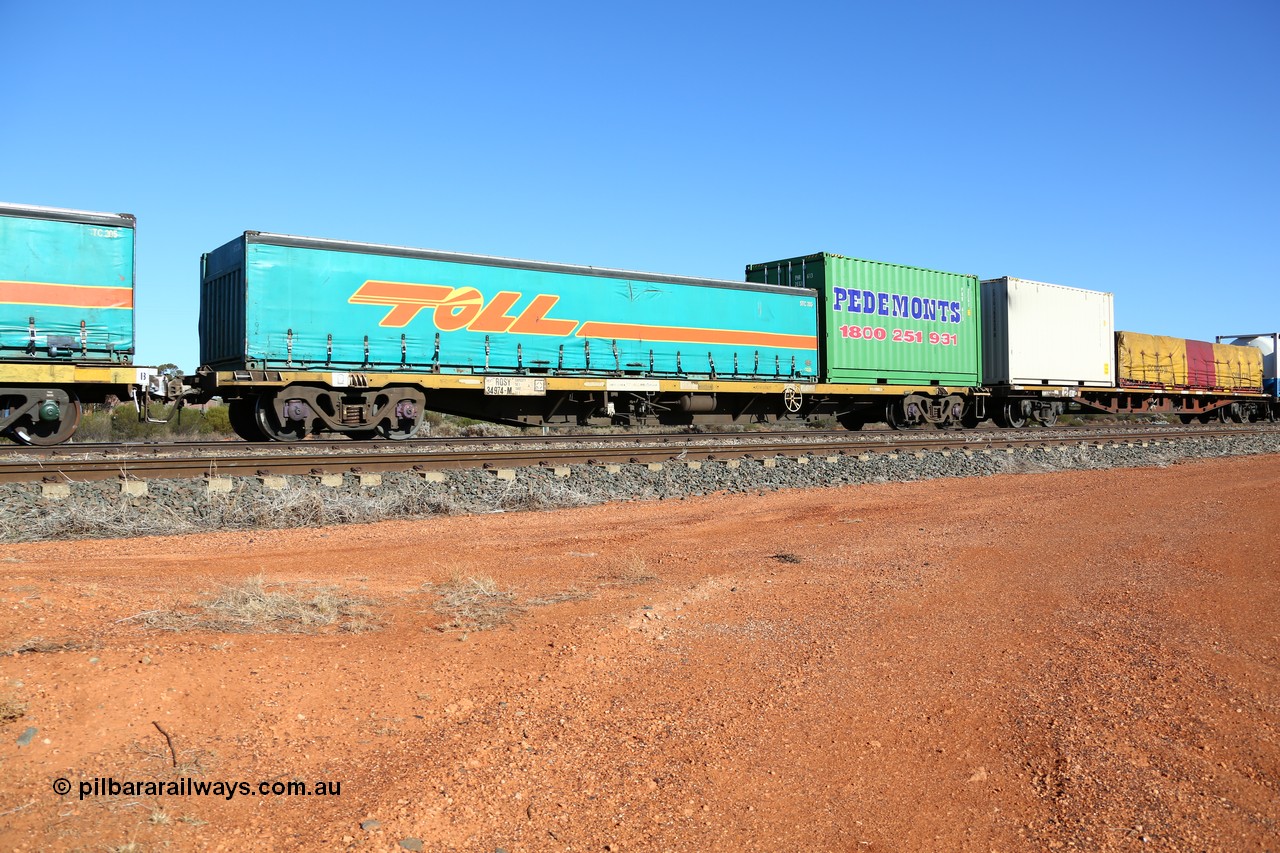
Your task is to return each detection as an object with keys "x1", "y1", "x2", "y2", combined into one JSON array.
[{"x1": 241, "y1": 385, "x2": 429, "y2": 441}]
